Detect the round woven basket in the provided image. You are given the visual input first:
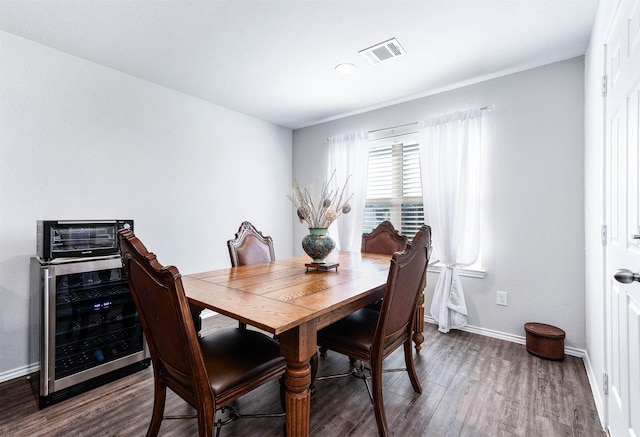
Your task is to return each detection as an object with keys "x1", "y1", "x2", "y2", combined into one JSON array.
[{"x1": 524, "y1": 322, "x2": 565, "y2": 361}]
